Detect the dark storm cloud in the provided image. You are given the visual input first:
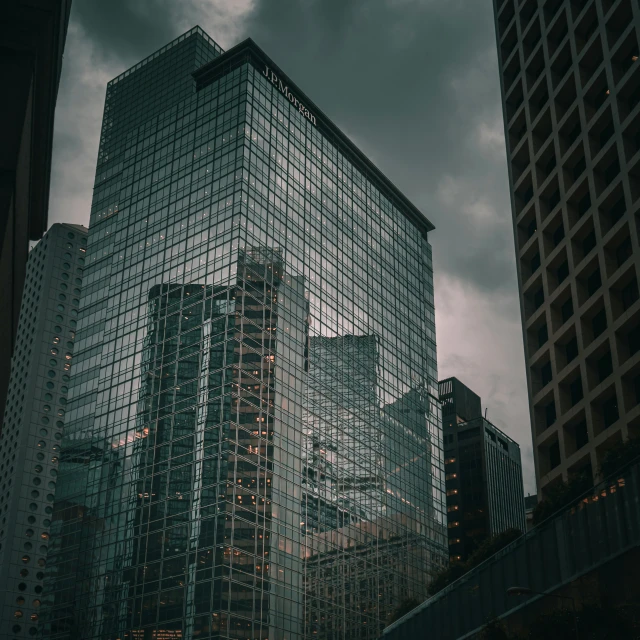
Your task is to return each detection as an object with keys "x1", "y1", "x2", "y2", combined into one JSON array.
[
  {"x1": 70, "y1": 0, "x2": 177, "y2": 65},
  {"x1": 244, "y1": 0, "x2": 516, "y2": 295},
  {"x1": 47, "y1": 0, "x2": 535, "y2": 492},
  {"x1": 48, "y1": 0, "x2": 252, "y2": 229}
]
